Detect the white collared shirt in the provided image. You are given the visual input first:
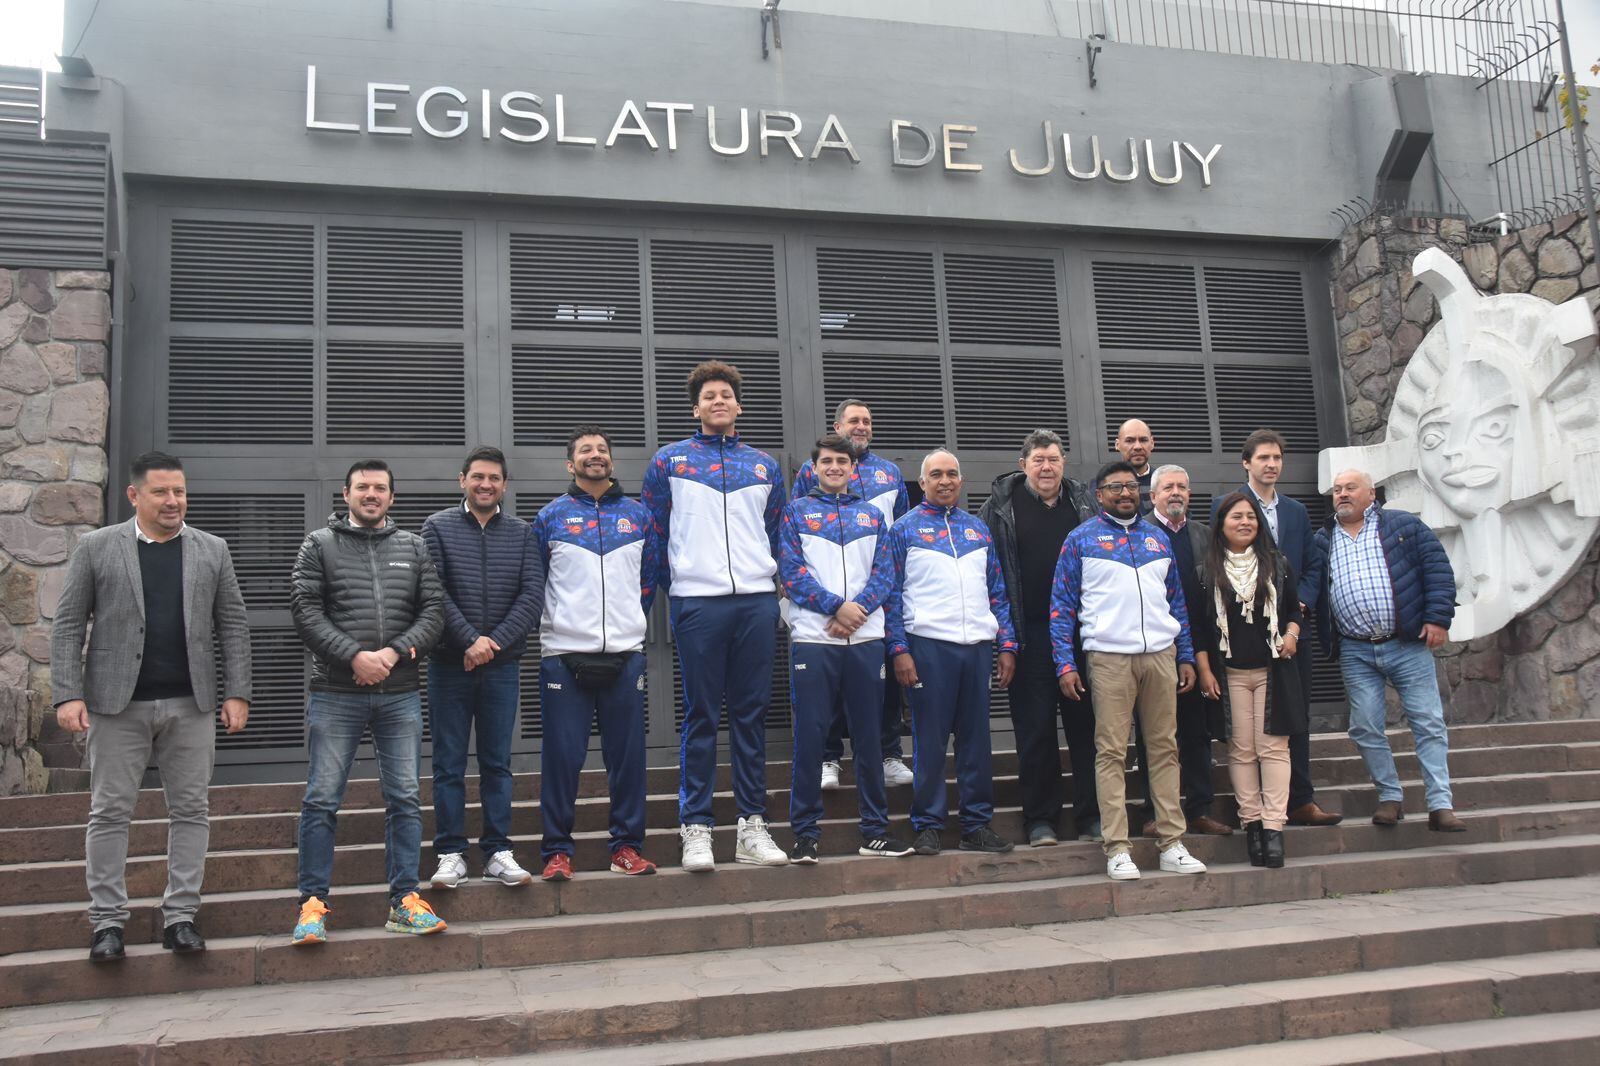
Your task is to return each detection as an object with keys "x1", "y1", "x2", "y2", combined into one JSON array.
[{"x1": 135, "y1": 519, "x2": 186, "y2": 544}]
